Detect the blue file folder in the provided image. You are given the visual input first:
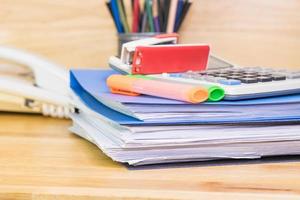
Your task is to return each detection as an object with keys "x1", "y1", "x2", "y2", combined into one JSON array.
[{"x1": 70, "y1": 69, "x2": 300, "y2": 125}]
